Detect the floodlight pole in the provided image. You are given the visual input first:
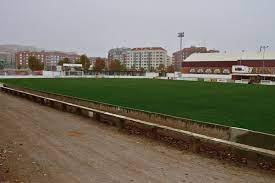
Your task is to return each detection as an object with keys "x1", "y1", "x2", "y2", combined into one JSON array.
[
  {"x1": 240, "y1": 50, "x2": 245, "y2": 66},
  {"x1": 178, "y1": 32, "x2": 184, "y2": 51},
  {"x1": 260, "y1": 45, "x2": 269, "y2": 80},
  {"x1": 240, "y1": 50, "x2": 245, "y2": 80},
  {"x1": 177, "y1": 32, "x2": 184, "y2": 72},
  {"x1": 52, "y1": 61, "x2": 54, "y2": 78}
]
